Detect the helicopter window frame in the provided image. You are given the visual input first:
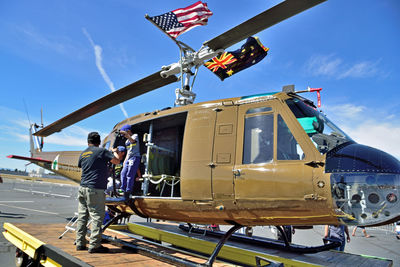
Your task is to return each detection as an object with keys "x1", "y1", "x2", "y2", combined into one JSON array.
[
  {"x1": 242, "y1": 109, "x2": 274, "y2": 165},
  {"x1": 277, "y1": 114, "x2": 305, "y2": 160}
]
